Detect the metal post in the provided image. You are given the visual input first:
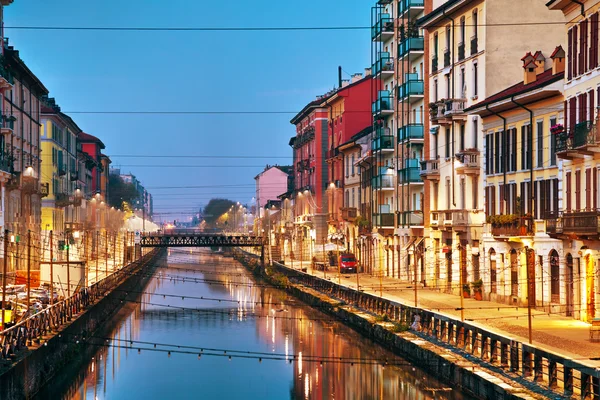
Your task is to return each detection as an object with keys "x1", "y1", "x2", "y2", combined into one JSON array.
[
  {"x1": 27, "y1": 230, "x2": 31, "y2": 310},
  {"x1": 95, "y1": 231, "x2": 99, "y2": 283},
  {"x1": 49, "y1": 230, "x2": 53, "y2": 305},
  {"x1": 459, "y1": 243, "x2": 464, "y2": 322},
  {"x1": 123, "y1": 232, "x2": 127, "y2": 268},
  {"x1": 2, "y1": 230, "x2": 8, "y2": 327},
  {"x1": 337, "y1": 243, "x2": 341, "y2": 285},
  {"x1": 105, "y1": 230, "x2": 108, "y2": 277},
  {"x1": 526, "y1": 247, "x2": 533, "y2": 344},
  {"x1": 66, "y1": 231, "x2": 70, "y2": 298},
  {"x1": 414, "y1": 243, "x2": 418, "y2": 308},
  {"x1": 322, "y1": 238, "x2": 326, "y2": 280},
  {"x1": 113, "y1": 232, "x2": 117, "y2": 272}
]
